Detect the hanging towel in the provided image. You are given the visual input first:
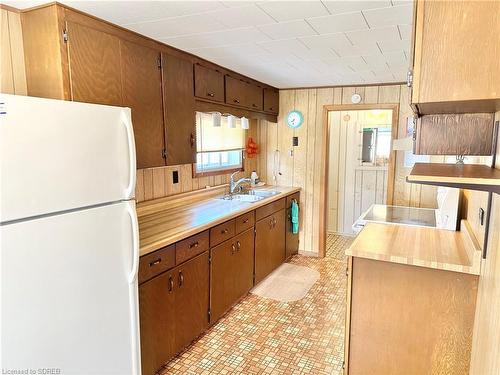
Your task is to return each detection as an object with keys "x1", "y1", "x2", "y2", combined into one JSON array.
[{"x1": 291, "y1": 199, "x2": 299, "y2": 234}]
